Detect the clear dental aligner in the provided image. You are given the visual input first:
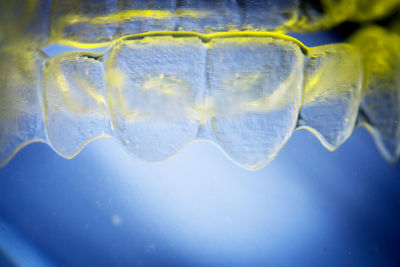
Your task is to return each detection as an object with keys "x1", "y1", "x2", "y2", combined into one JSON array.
[
  {"x1": 0, "y1": 0, "x2": 400, "y2": 169},
  {"x1": 1, "y1": 28, "x2": 399, "y2": 170}
]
